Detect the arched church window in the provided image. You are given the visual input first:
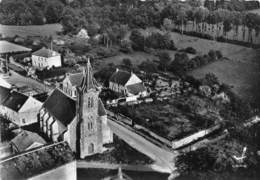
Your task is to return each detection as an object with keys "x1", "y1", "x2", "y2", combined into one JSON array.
[
  {"x1": 88, "y1": 143, "x2": 94, "y2": 154},
  {"x1": 88, "y1": 97, "x2": 91, "y2": 108},
  {"x1": 91, "y1": 97, "x2": 94, "y2": 107}
]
